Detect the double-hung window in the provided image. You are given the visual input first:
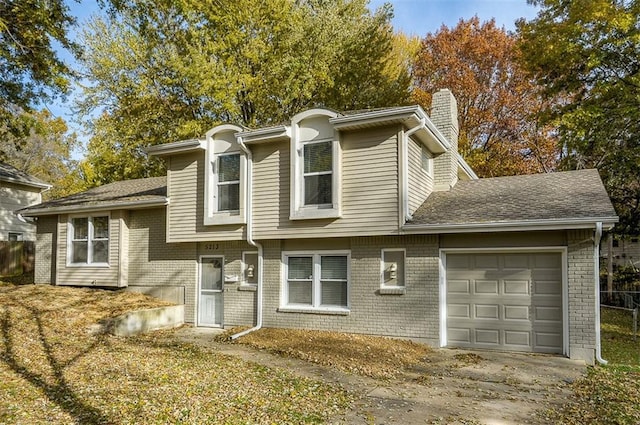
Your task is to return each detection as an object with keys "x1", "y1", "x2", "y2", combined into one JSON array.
[
  {"x1": 303, "y1": 141, "x2": 332, "y2": 205},
  {"x1": 216, "y1": 153, "x2": 240, "y2": 211},
  {"x1": 69, "y1": 215, "x2": 109, "y2": 266},
  {"x1": 203, "y1": 125, "x2": 246, "y2": 226},
  {"x1": 284, "y1": 252, "x2": 349, "y2": 311},
  {"x1": 290, "y1": 109, "x2": 341, "y2": 220}
]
